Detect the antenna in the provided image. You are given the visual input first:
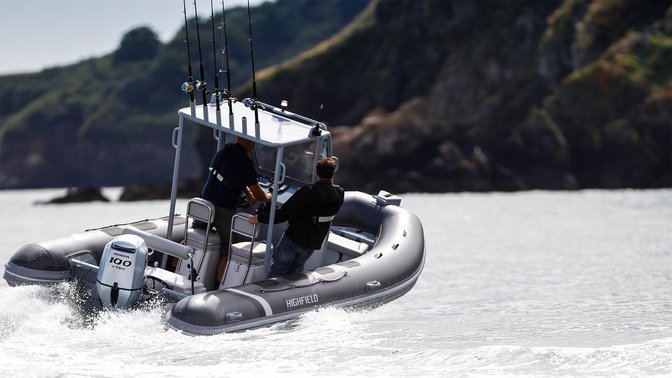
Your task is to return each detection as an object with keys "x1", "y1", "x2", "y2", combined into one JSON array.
[
  {"x1": 247, "y1": 0, "x2": 259, "y2": 127},
  {"x1": 181, "y1": 0, "x2": 195, "y2": 105},
  {"x1": 193, "y1": 0, "x2": 209, "y2": 121},
  {"x1": 310, "y1": 104, "x2": 324, "y2": 137}
]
